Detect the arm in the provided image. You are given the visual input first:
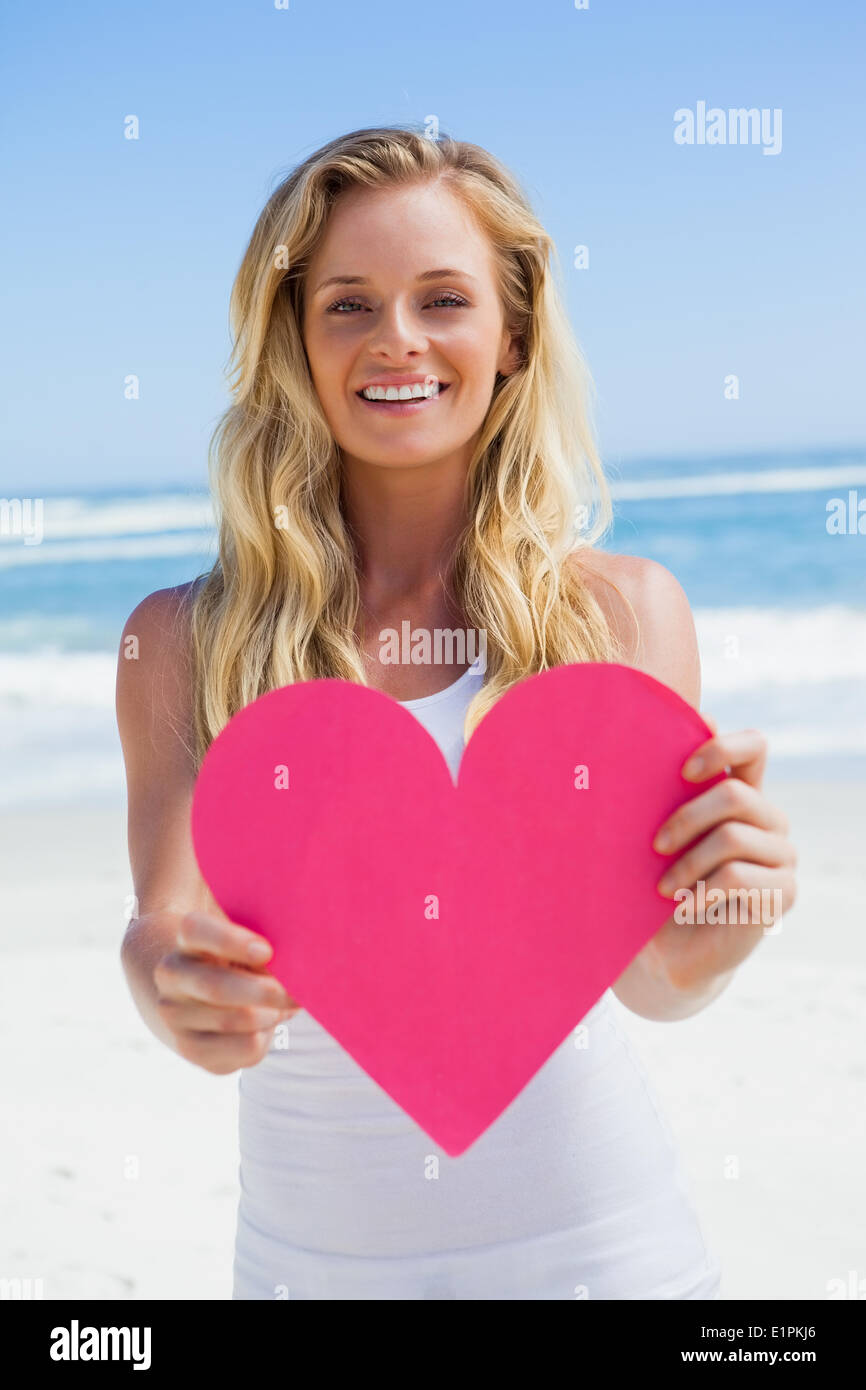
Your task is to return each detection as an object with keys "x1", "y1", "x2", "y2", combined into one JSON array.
[
  {"x1": 117, "y1": 584, "x2": 211, "y2": 1046},
  {"x1": 116, "y1": 584, "x2": 297, "y2": 1069},
  {"x1": 571, "y1": 550, "x2": 797, "y2": 1021}
]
